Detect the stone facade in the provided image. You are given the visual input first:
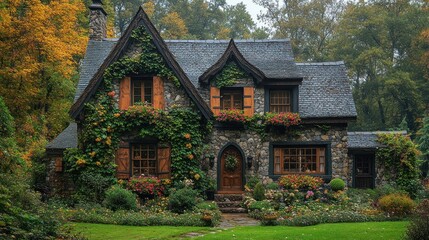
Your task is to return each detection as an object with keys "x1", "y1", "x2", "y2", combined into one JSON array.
[{"x1": 207, "y1": 125, "x2": 352, "y2": 185}]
